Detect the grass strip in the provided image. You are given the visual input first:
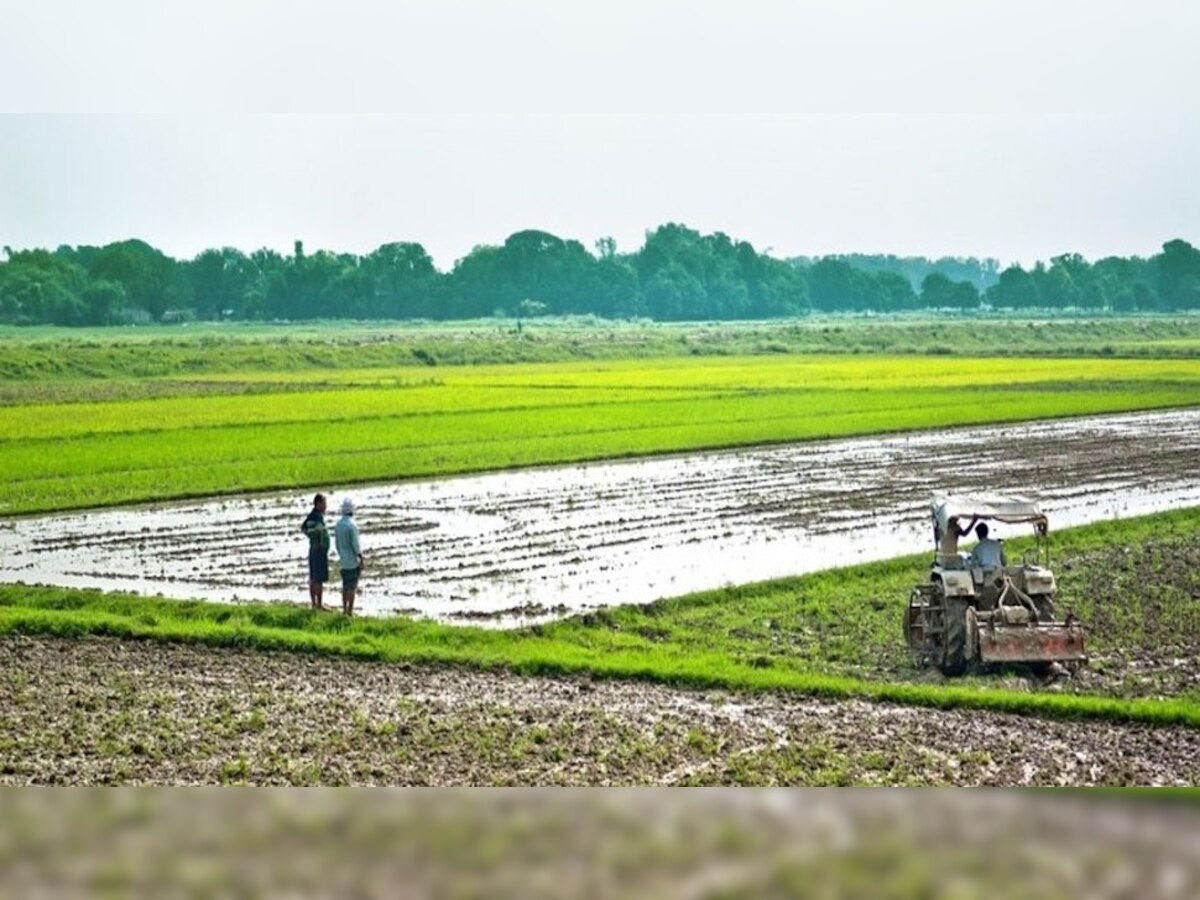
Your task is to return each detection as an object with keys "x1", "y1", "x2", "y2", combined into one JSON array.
[
  {"x1": 3, "y1": 315, "x2": 1200, "y2": 385},
  {"x1": 1, "y1": 595, "x2": 1196, "y2": 728}
]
